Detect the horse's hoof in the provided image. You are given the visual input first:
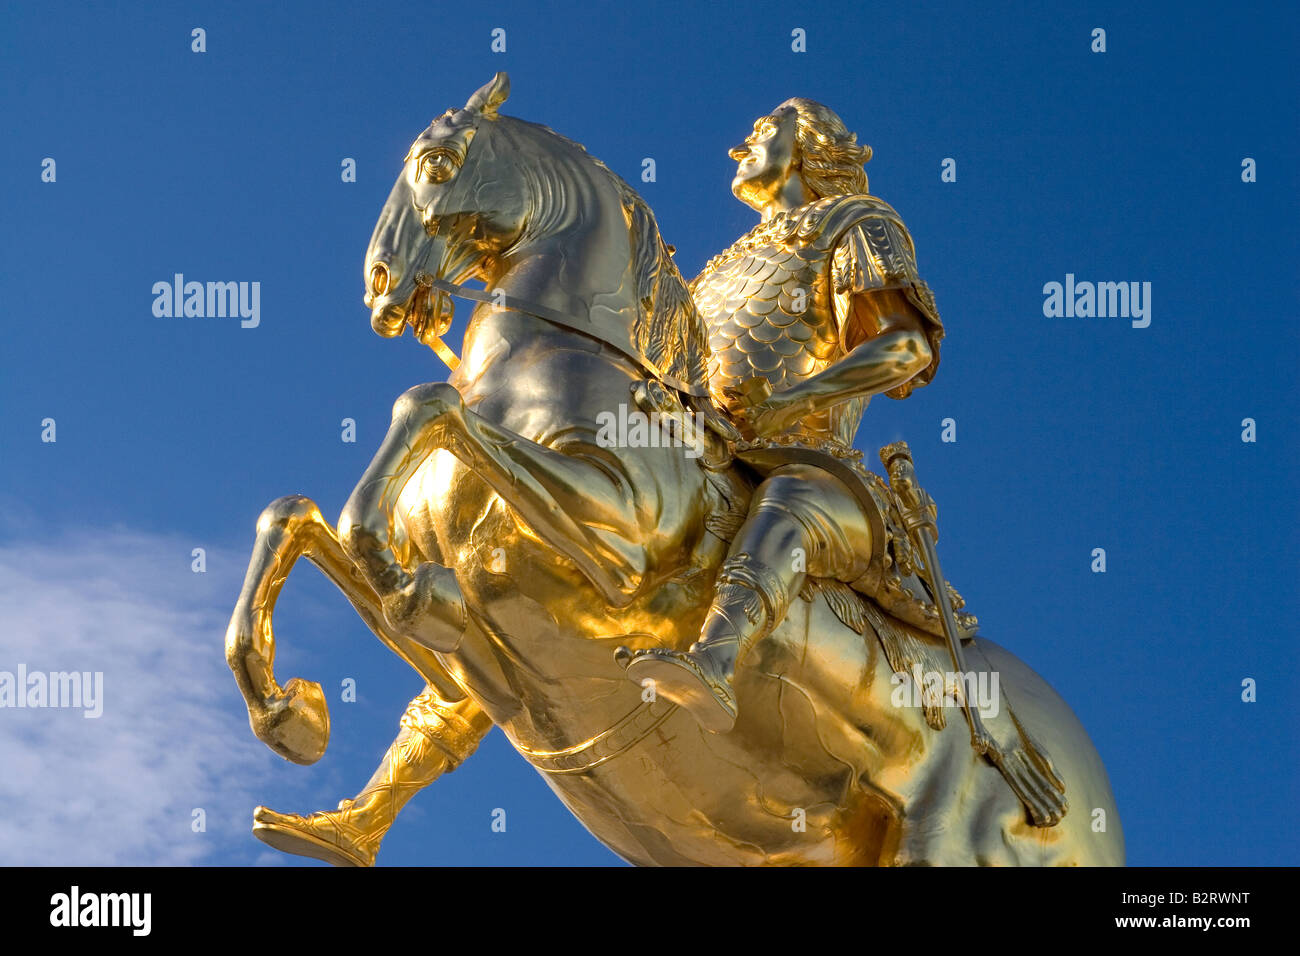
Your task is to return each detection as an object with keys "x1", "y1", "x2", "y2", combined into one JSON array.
[
  {"x1": 624, "y1": 648, "x2": 737, "y2": 733},
  {"x1": 258, "y1": 678, "x2": 330, "y2": 765}
]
